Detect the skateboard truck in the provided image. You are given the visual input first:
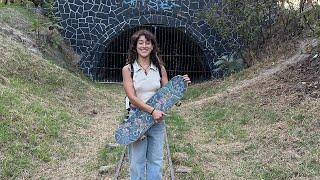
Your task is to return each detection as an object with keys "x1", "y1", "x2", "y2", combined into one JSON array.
[
  {"x1": 175, "y1": 101, "x2": 182, "y2": 107},
  {"x1": 139, "y1": 135, "x2": 146, "y2": 141}
]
